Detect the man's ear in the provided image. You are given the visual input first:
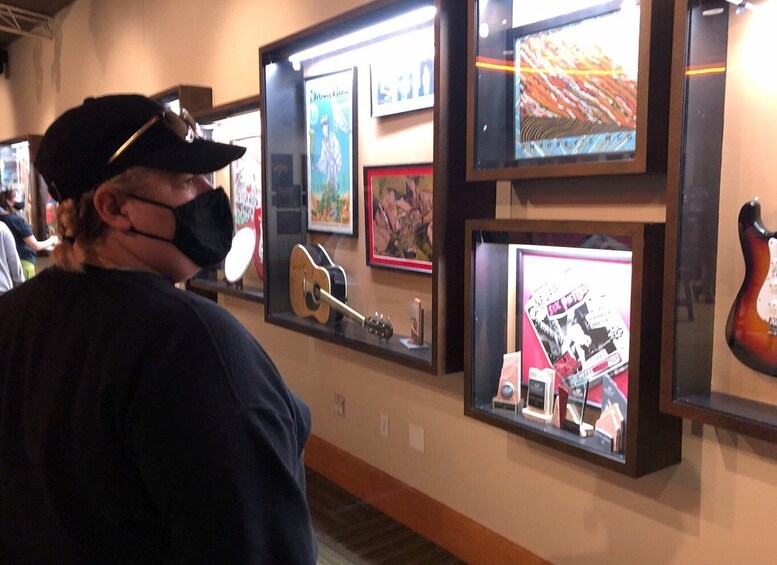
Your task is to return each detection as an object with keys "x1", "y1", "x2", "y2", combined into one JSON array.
[{"x1": 93, "y1": 184, "x2": 132, "y2": 230}]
